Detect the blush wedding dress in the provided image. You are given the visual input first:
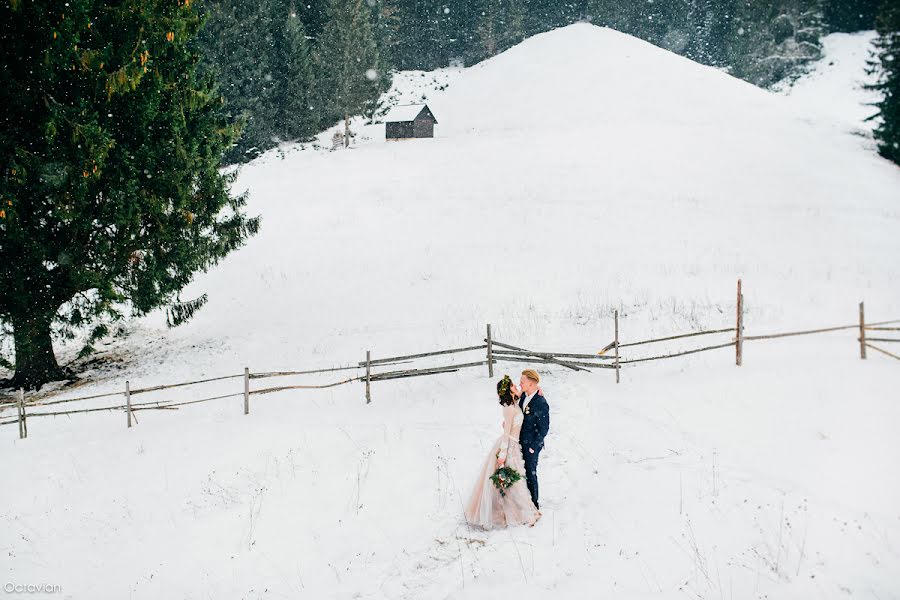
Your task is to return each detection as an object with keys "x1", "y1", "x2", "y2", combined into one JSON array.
[{"x1": 464, "y1": 402, "x2": 540, "y2": 529}]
